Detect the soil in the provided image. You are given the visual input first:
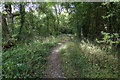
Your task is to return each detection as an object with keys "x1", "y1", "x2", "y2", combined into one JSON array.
[{"x1": 43, "y1": 42, "x2": 65, "y2": 78}]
